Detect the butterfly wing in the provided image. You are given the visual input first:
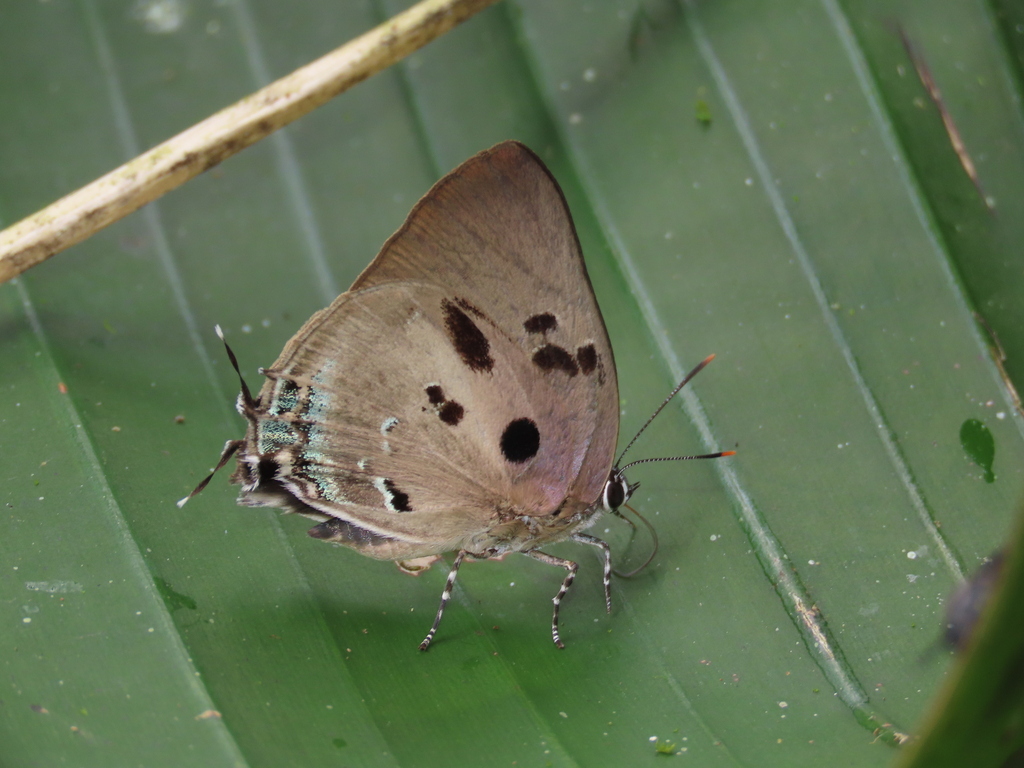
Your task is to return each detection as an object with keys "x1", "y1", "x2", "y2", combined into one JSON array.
[{"x1": 235, "y1": 142, "x2": 619, "y2": 559}]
